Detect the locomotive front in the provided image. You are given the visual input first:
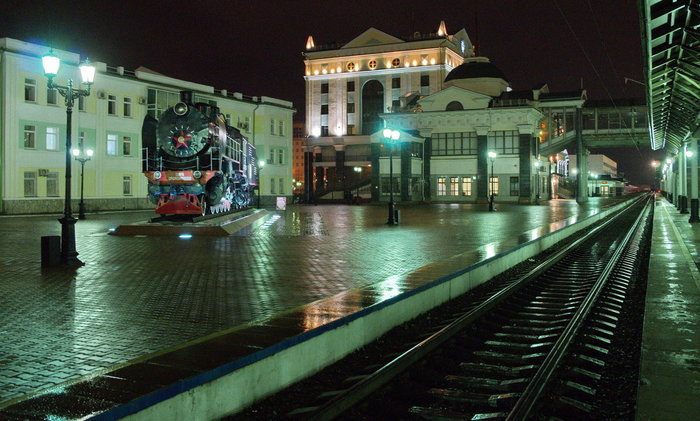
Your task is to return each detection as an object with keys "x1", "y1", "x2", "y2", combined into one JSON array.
[{"x1": 142, "y1": 91, "x2": 257, "y2": 216}]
